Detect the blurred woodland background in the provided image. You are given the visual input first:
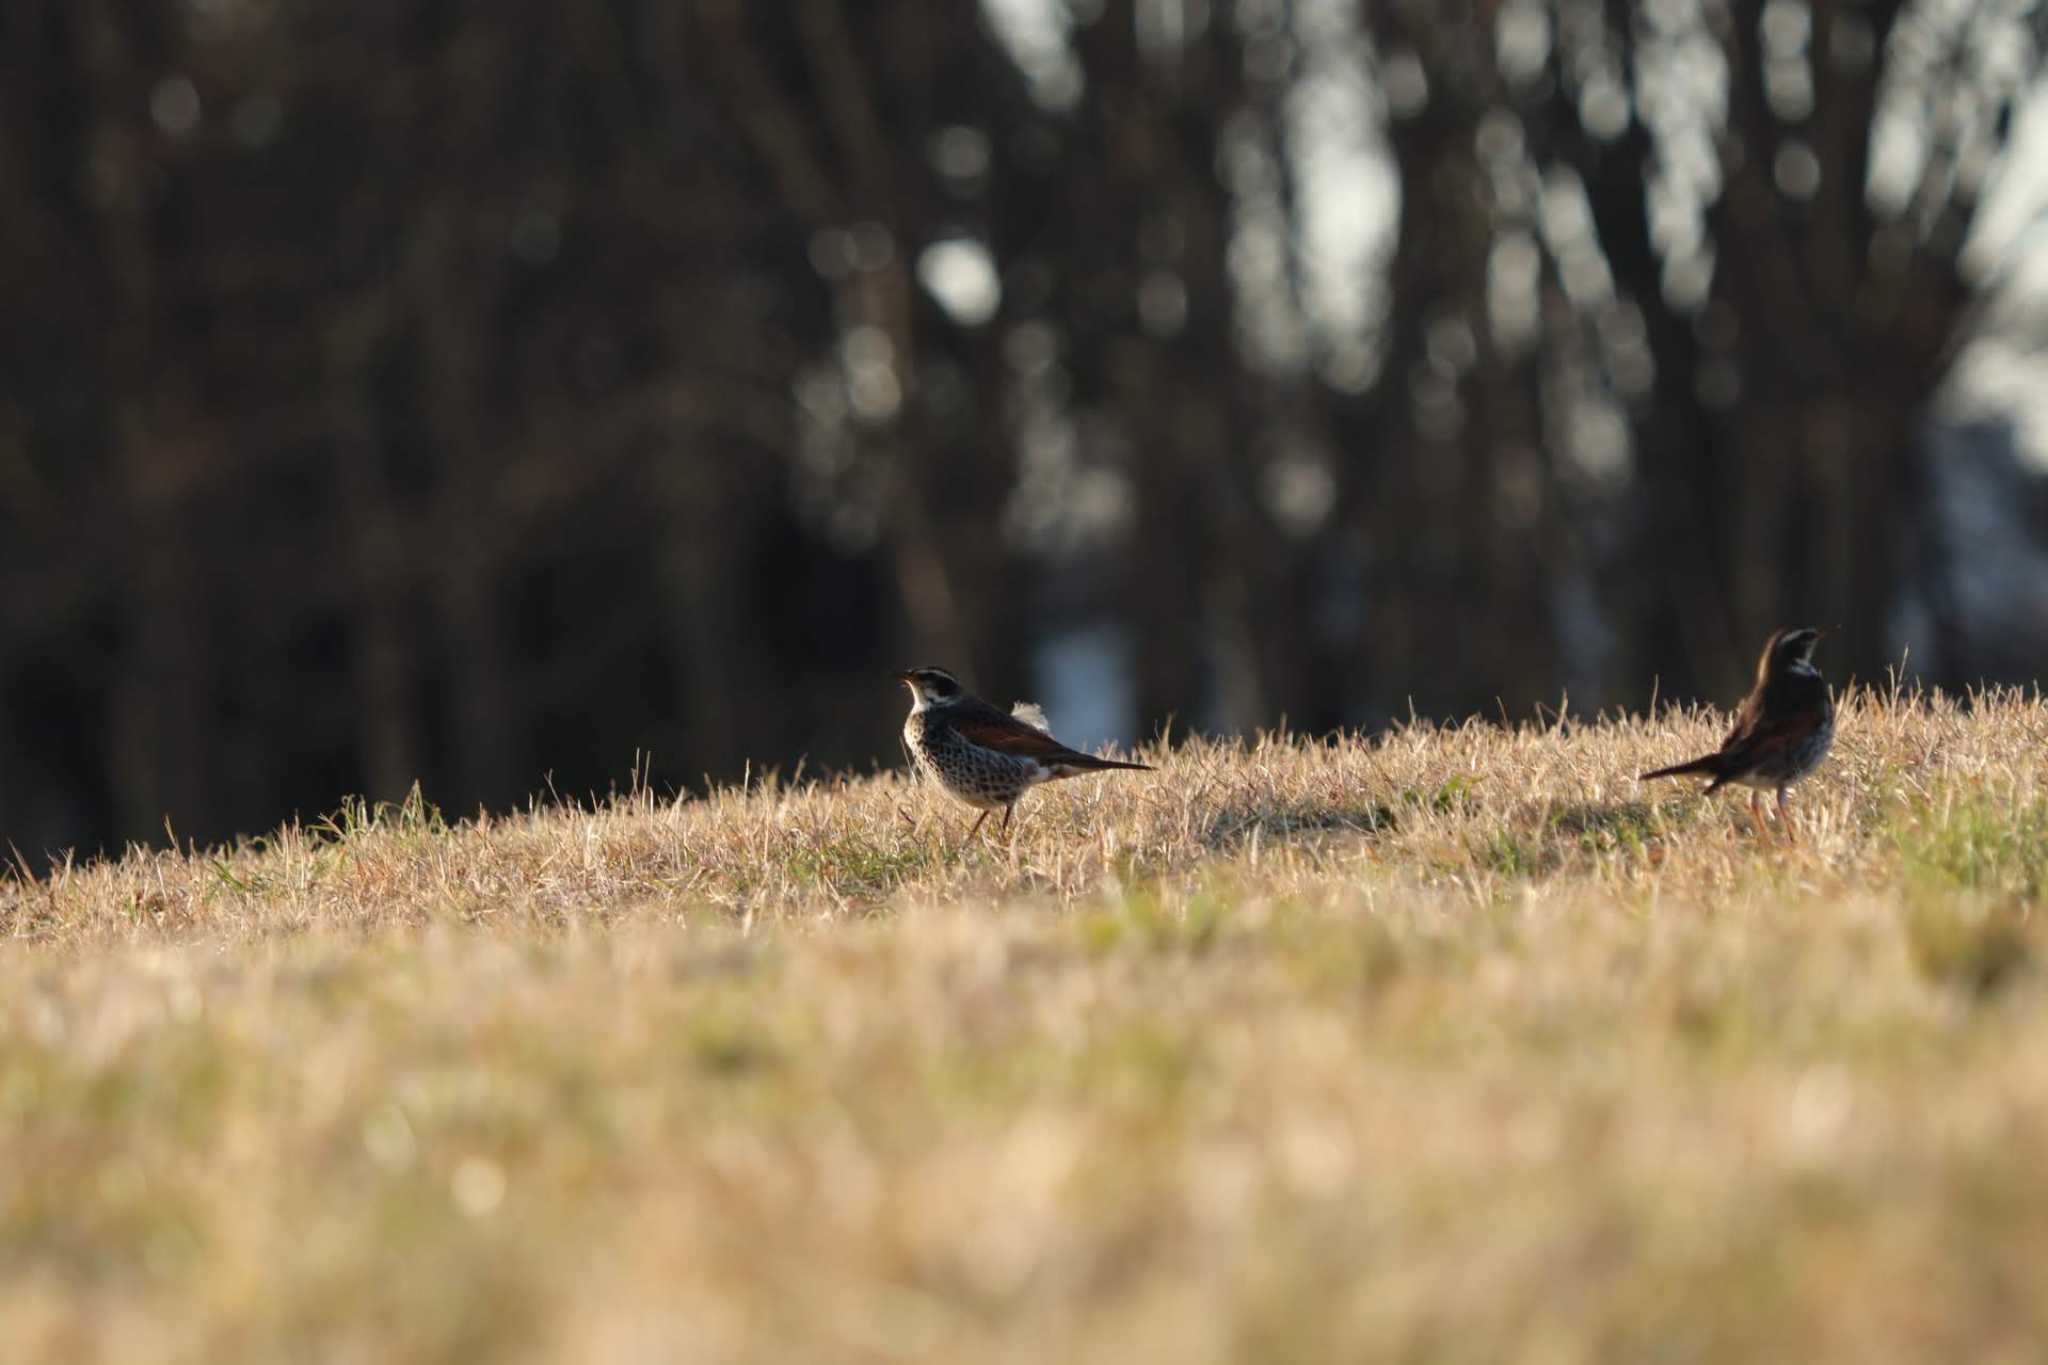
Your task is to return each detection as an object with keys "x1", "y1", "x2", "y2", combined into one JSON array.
[{"x1": 4, "y1": 0, "x2": 2048, "y2": 855}]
